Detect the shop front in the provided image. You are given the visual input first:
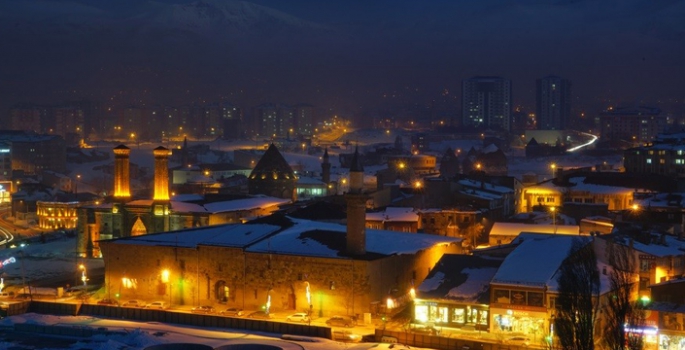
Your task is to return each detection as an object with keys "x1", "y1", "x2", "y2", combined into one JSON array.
[
  {"x1": 659, "y1": 332, "x2": 685, "y2": 350},
  {"x1": 414, "y1": 299, "x2": 489, "y2": 330},
  {"x1": 490, "y1": 305, "x2": 549, "y2": 340}
]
